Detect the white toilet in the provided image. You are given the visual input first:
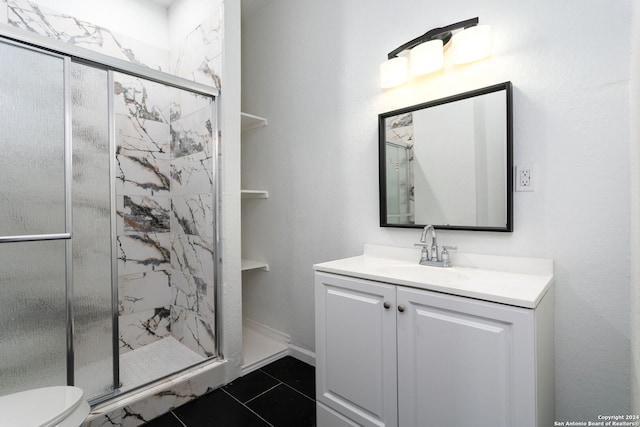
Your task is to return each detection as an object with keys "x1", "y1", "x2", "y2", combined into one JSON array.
[{"x1": 0, "y1": 386, "x2": 90, "y2": 427}]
